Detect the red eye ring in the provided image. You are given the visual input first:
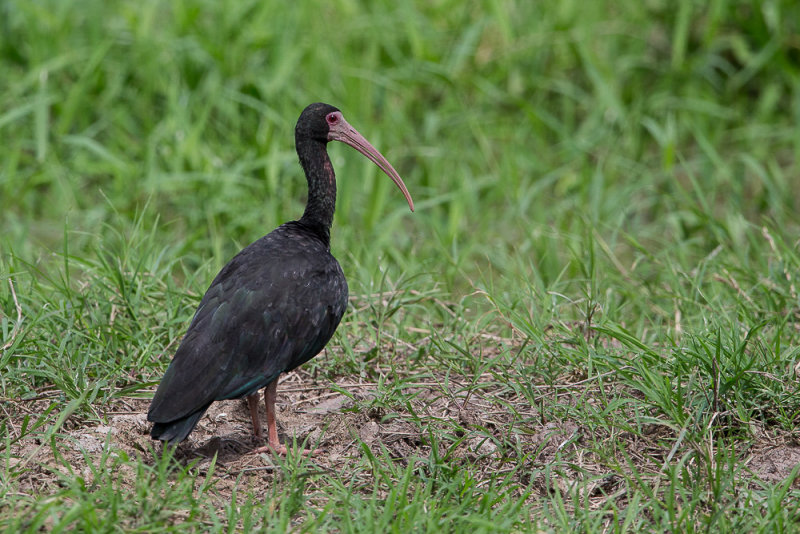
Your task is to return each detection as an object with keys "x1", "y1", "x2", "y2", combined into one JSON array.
[{"x1": 326, "y1": 113, "x2": 339, "y2": 125}]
